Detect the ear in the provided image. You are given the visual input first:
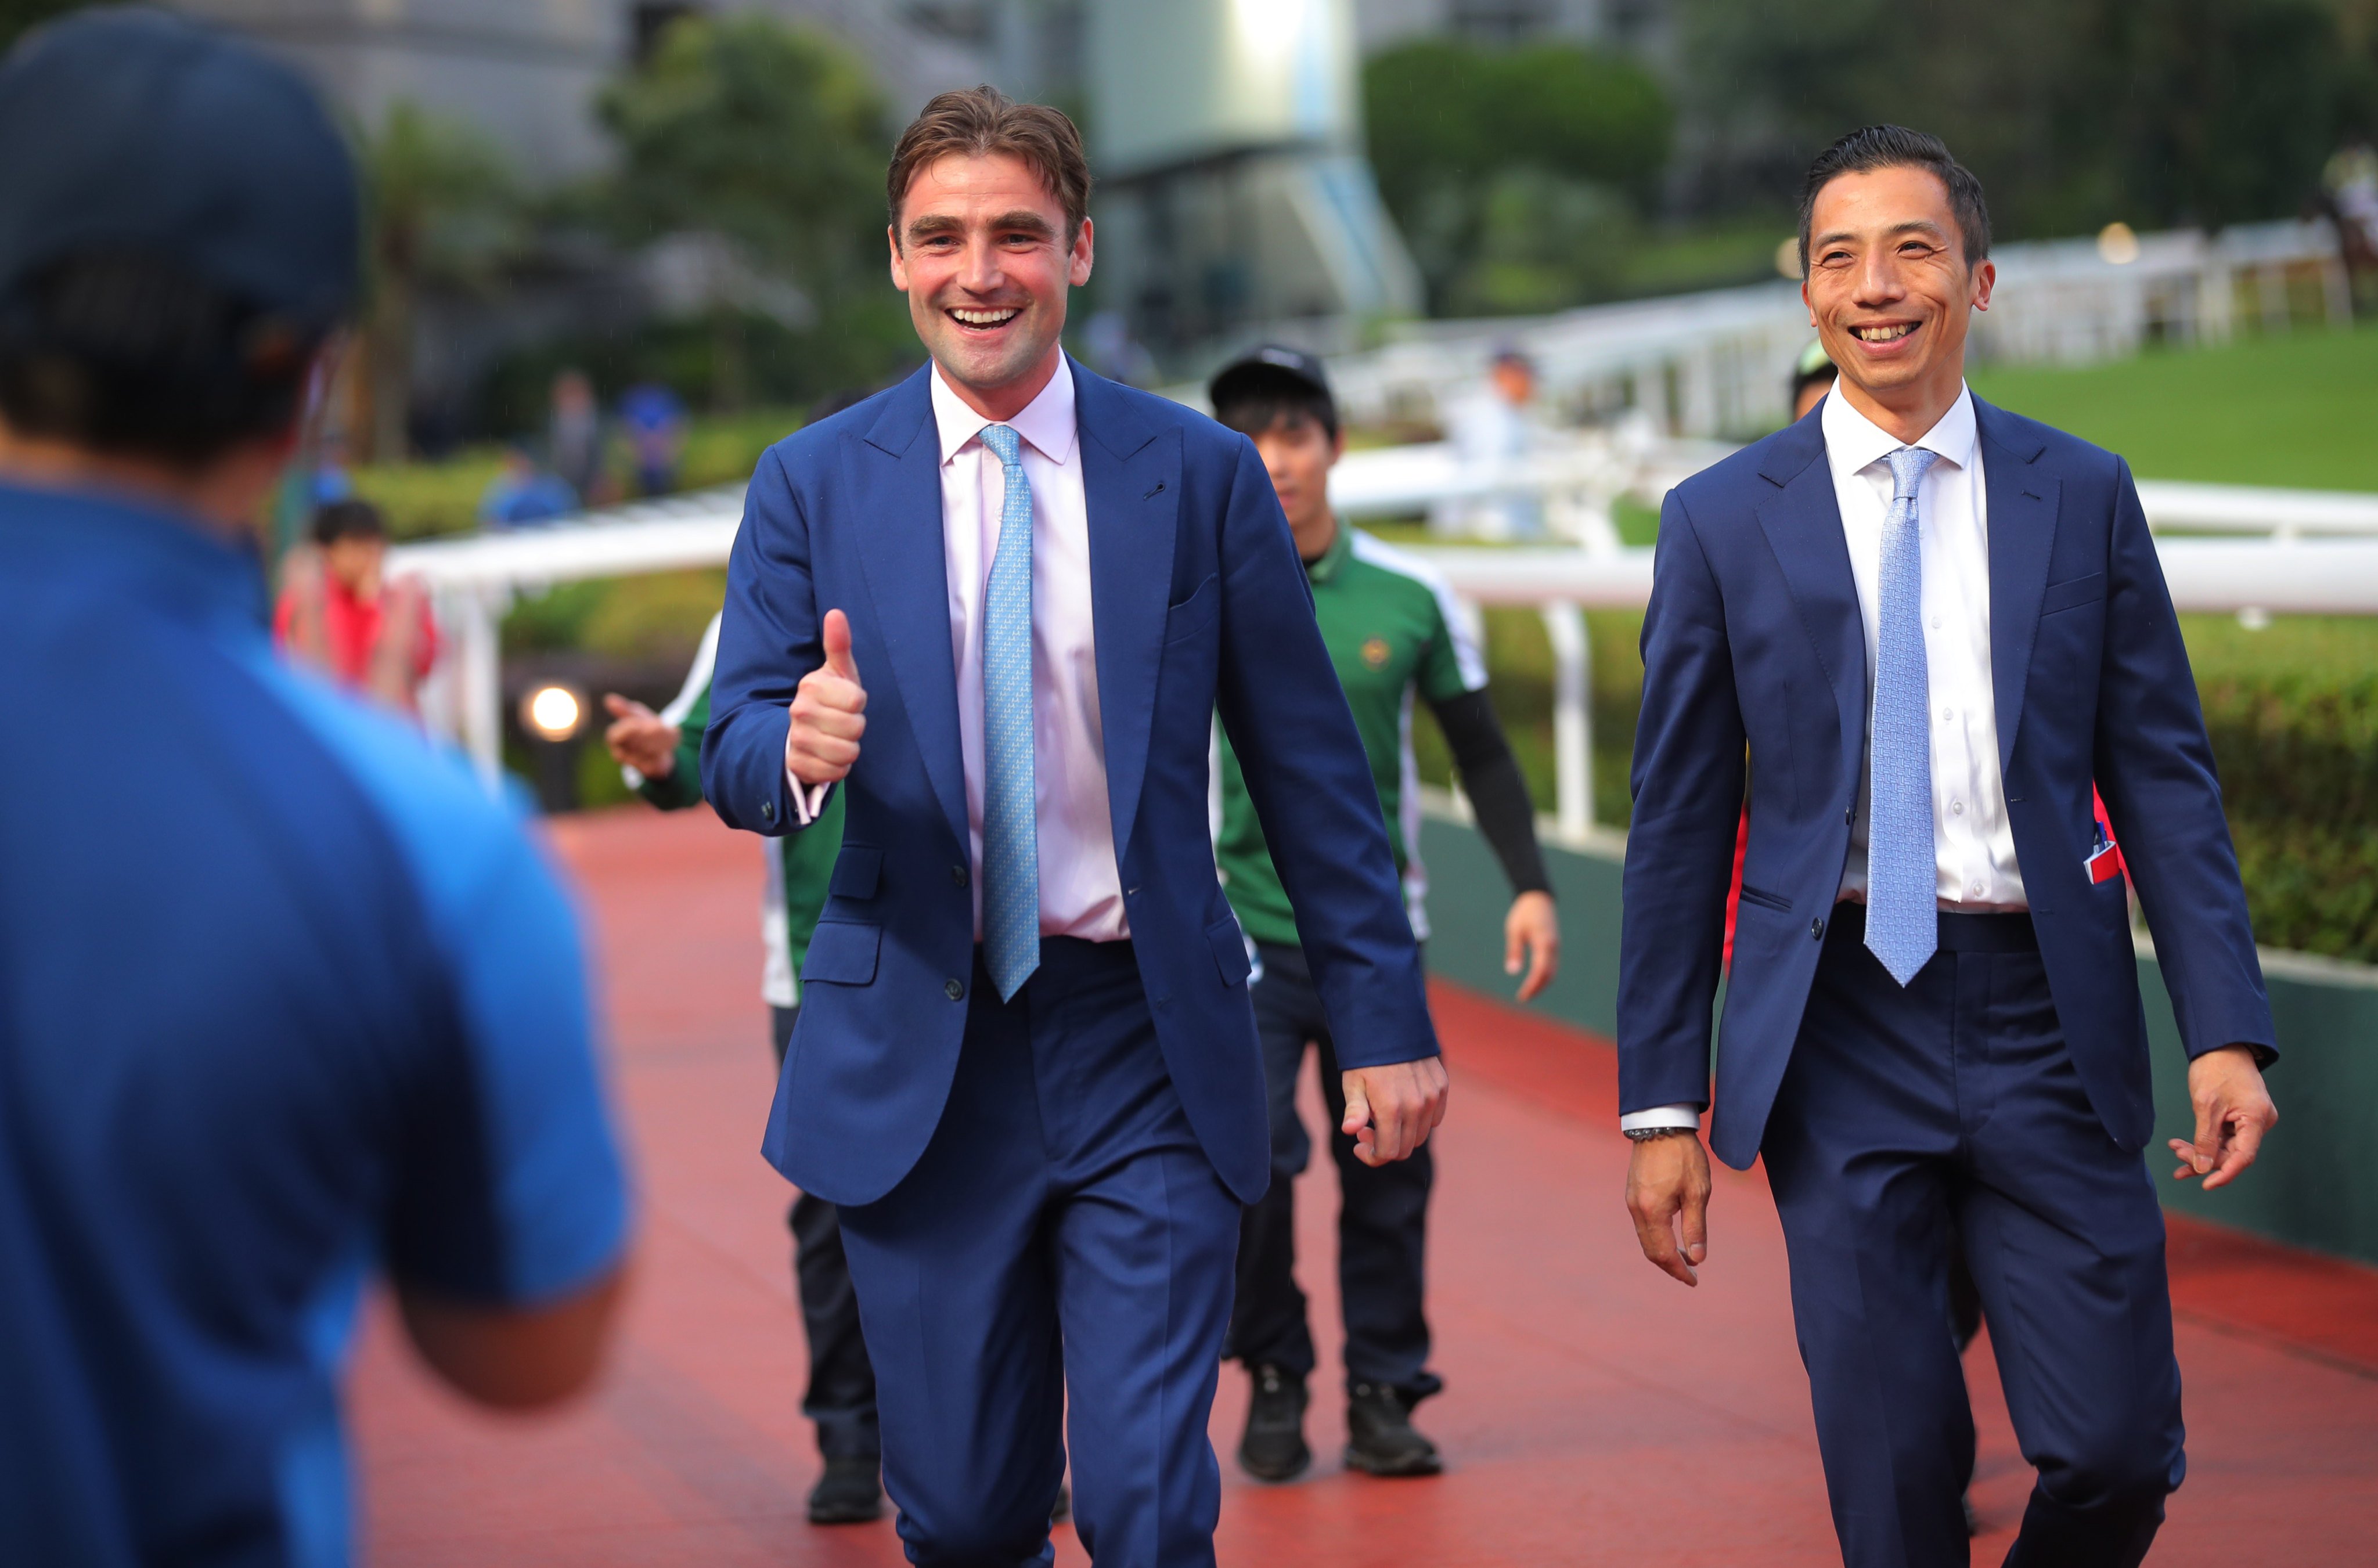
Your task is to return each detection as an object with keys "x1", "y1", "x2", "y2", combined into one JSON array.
[
  {"x1": 1068, "y1": 216, "x2": 1095, "y2": 288},
  {"x1": 888, "y1": 225, "x2": 909, "y2": 292},
  {"x1": 1970, "y1": 257, "x2": 1997, "y2": 313}
]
